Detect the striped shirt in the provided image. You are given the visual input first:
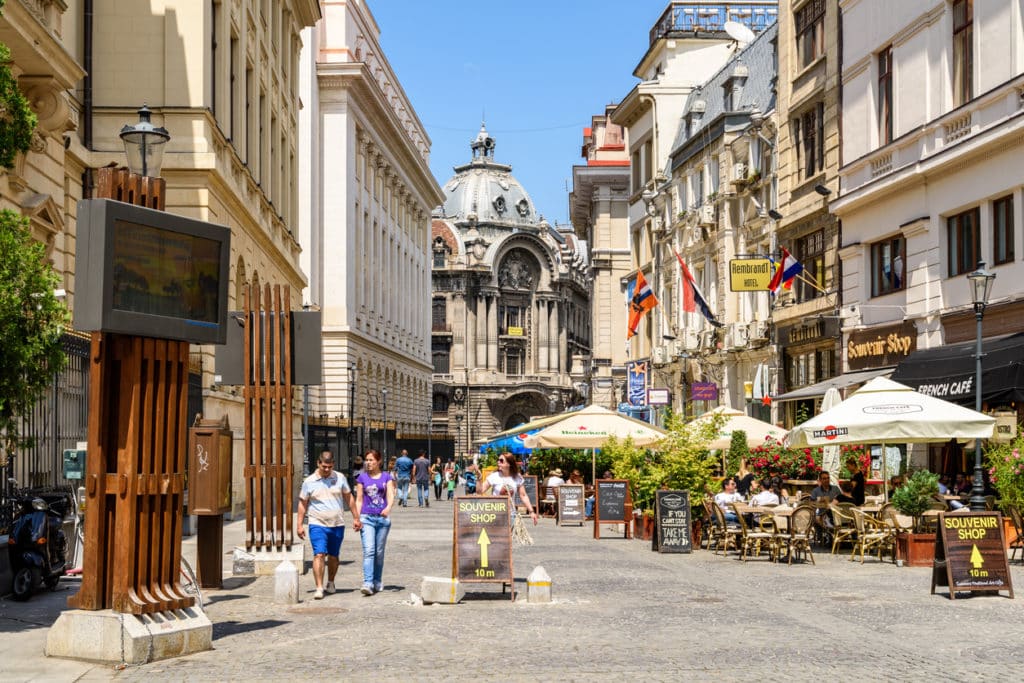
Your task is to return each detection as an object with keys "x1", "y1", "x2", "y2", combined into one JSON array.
[{"x1": 299, "y1": 471, "x2": 351, "y2": 527}]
